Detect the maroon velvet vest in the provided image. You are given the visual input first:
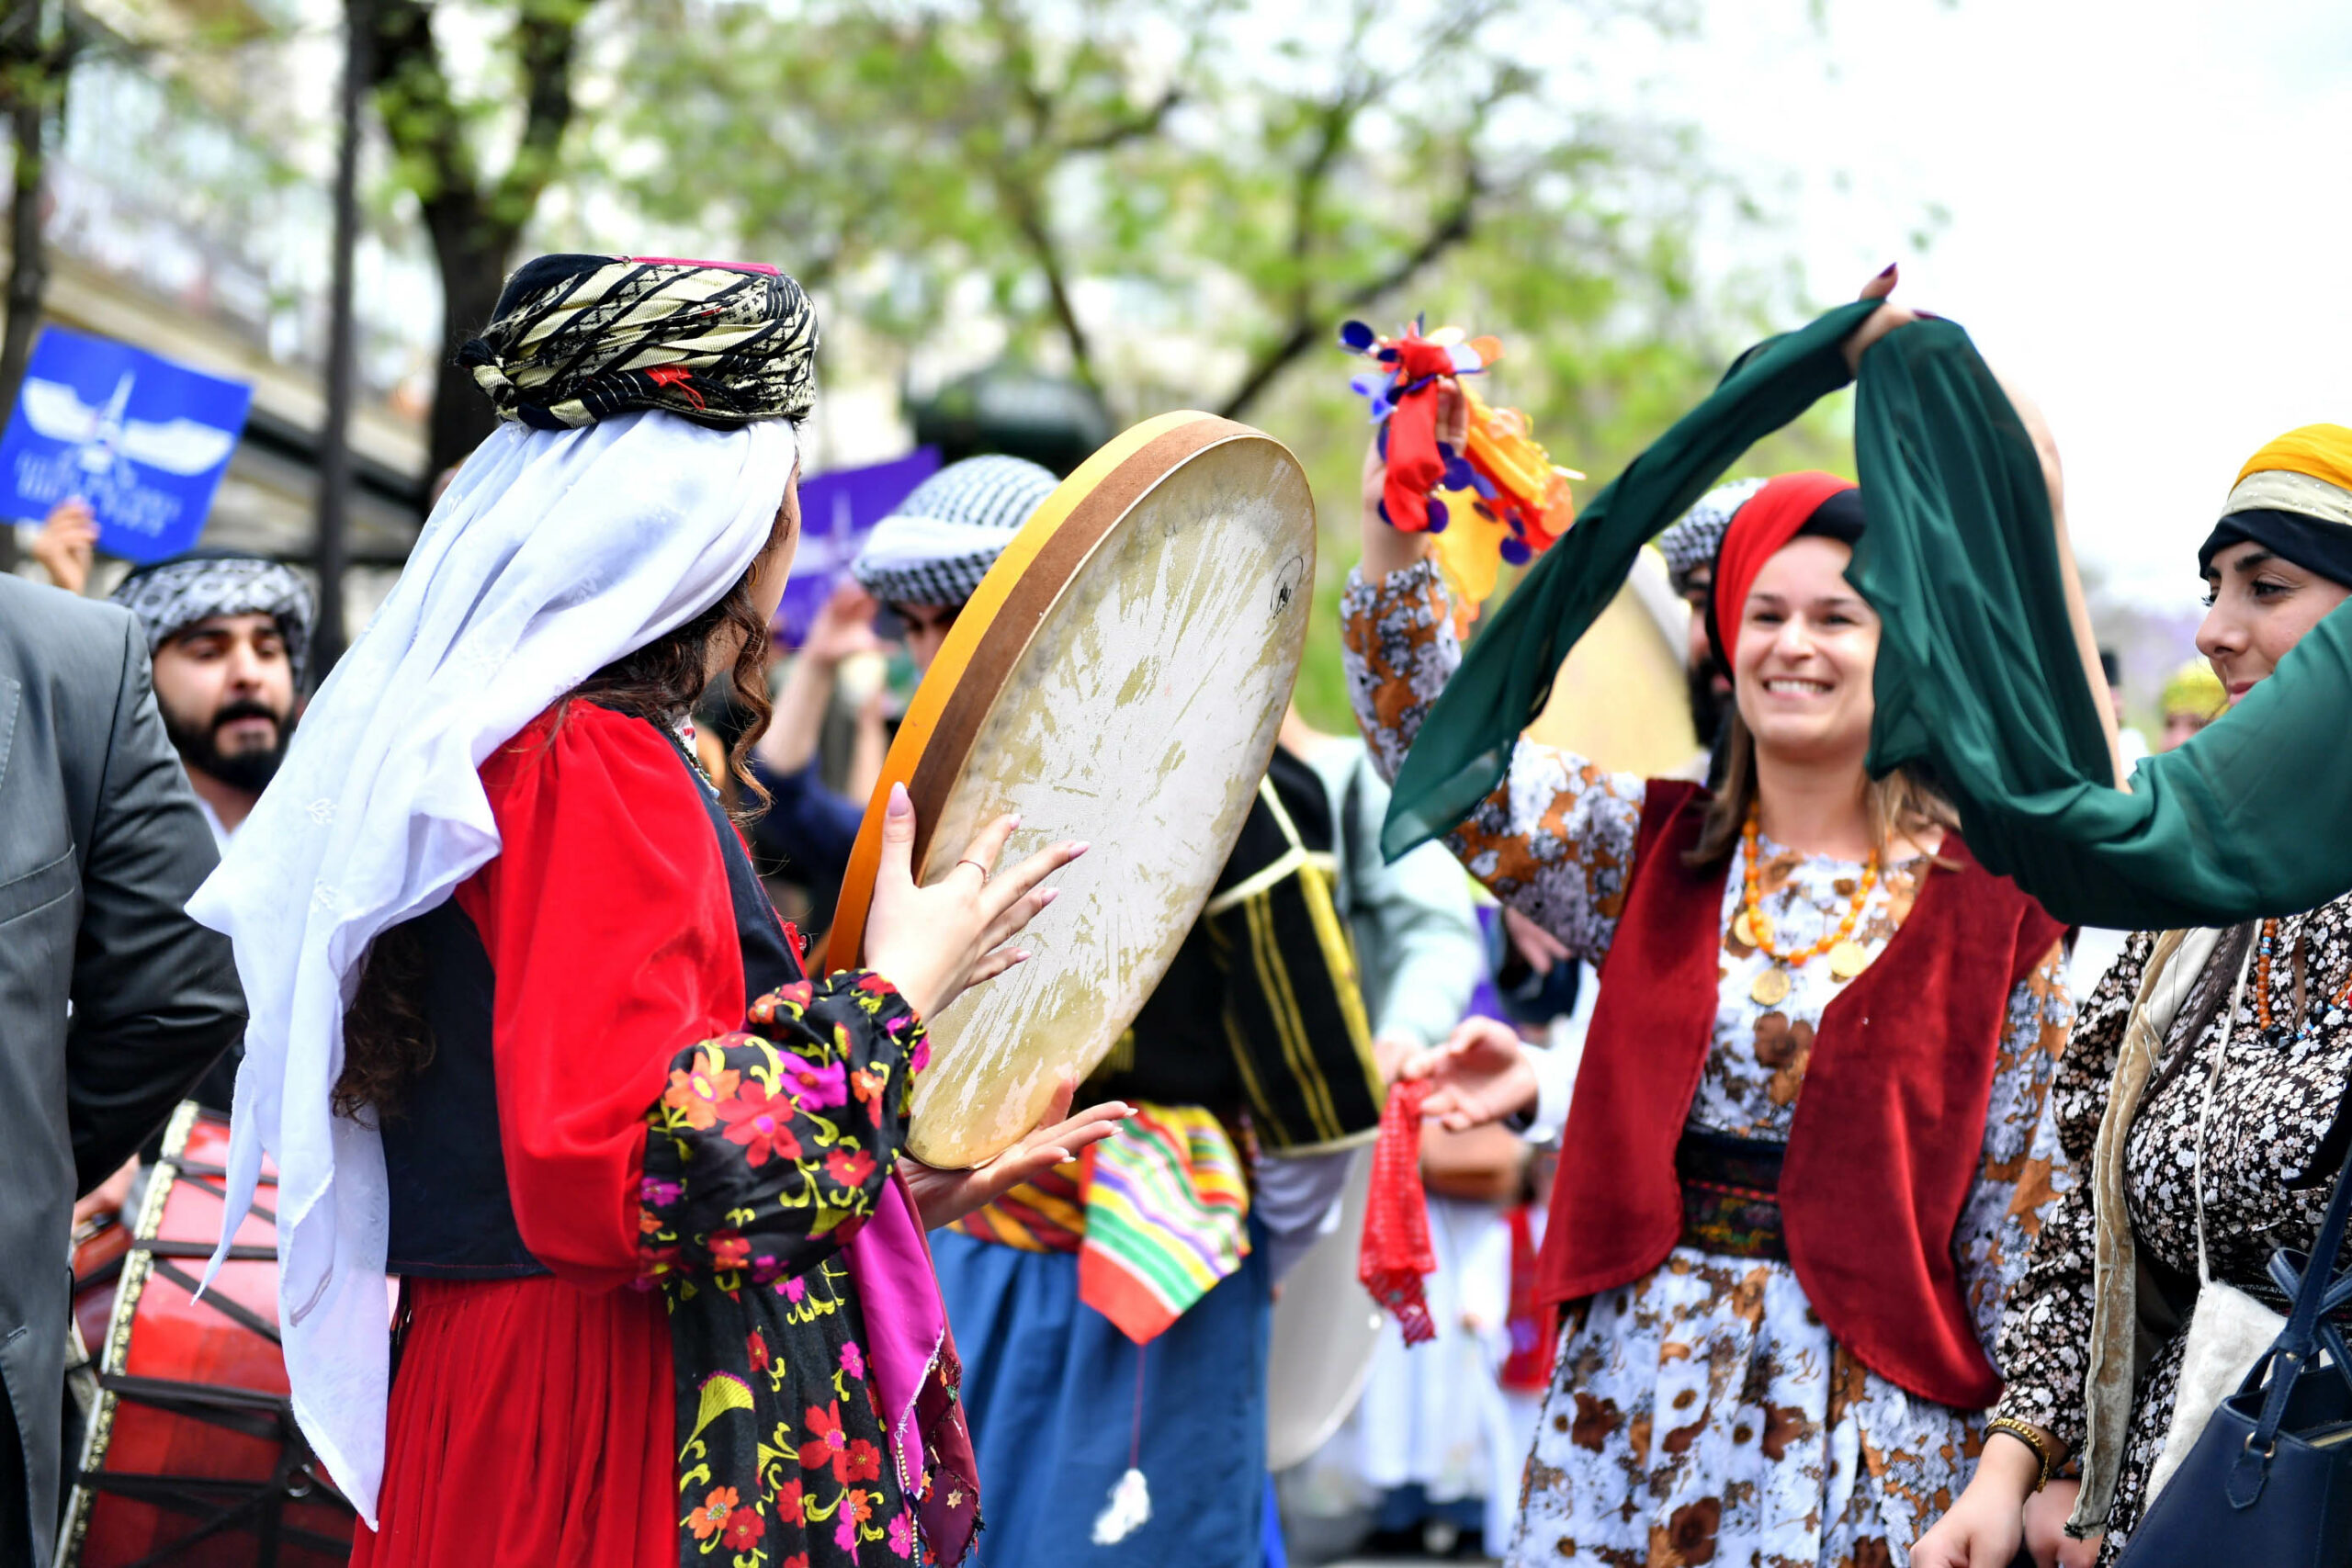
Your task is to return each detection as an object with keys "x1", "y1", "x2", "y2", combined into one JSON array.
[{"x1": 1539, "y1": 779, "x2": 2065, "y2": 1410}]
